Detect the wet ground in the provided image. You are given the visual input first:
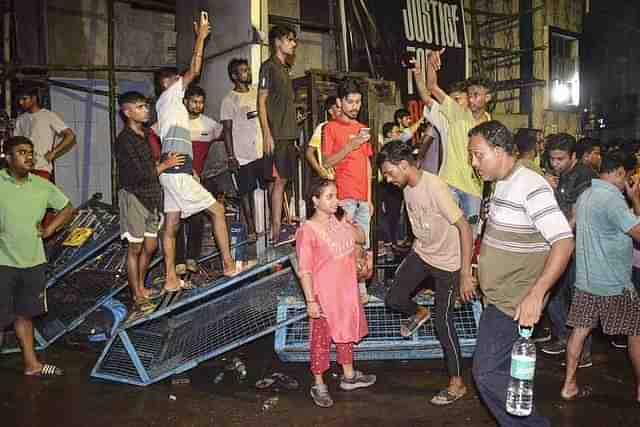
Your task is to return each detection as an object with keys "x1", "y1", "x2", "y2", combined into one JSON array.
[{"x1": 1, "y1": 330, "x2": 639, "y2": 427}]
